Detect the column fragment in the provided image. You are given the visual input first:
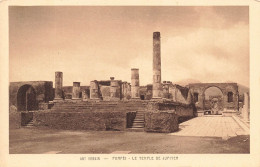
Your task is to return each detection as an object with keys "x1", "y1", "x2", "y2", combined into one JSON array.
[
  {"x1": 54, "y1": 71, "x2": 63, "y2": 100},
  {"x1": 131, "y1": 68, "x2": 140, "y2": 99},
  {"x1": 72, "y1": 82, "x2": 81, "y2": 99}
]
